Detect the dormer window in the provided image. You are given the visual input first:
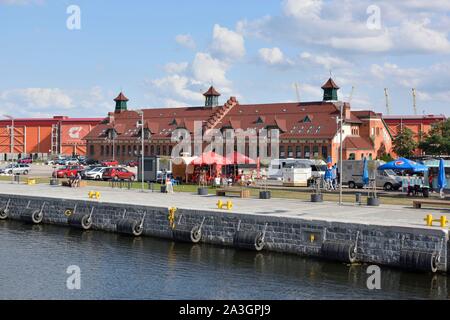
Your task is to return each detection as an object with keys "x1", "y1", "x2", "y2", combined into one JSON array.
[
  {"x1": 255, "y1": 116, "x2": 265, "y2": 124},
  {"x1": 301, "y1": 115, "x2": 312, "y2": 123},
  {"x1": 170, "y1": 119, "x2": 177, "y2": 126}
]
